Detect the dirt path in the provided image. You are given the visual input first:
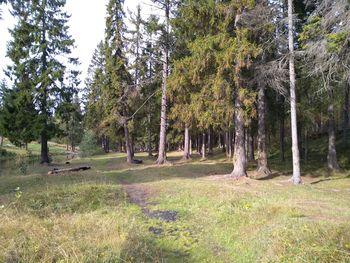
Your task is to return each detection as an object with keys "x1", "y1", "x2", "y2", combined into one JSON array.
[{"x1": 120, "y1": 182, "x2": 178, "y2": 234}]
